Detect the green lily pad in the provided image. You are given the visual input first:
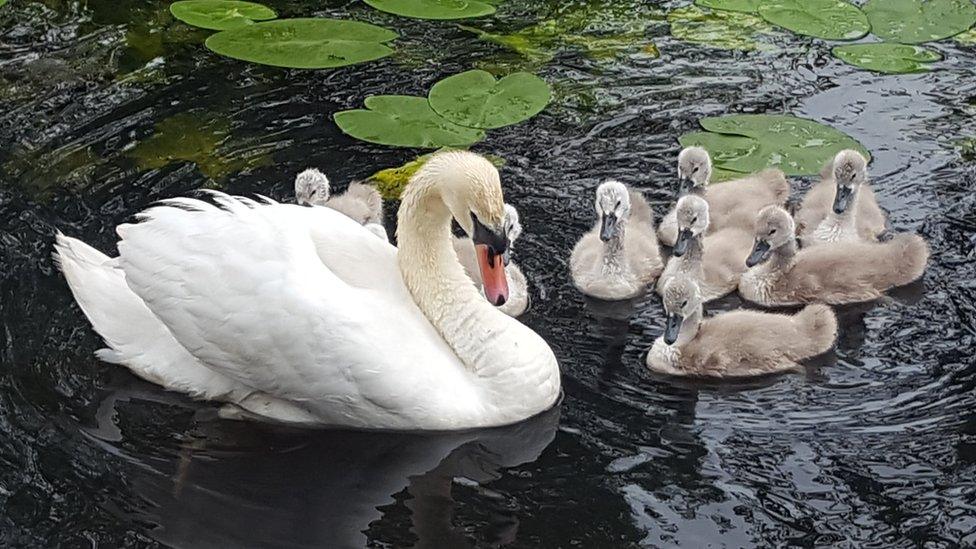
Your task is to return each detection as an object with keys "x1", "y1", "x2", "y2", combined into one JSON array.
[
  {"x1": 367, "y1": 152, "x2": 506, "y2": 199},
  {"x1": 679, "y1": 114, "x2": 869, "y2": 176},
  {"x1": 205, "y1": 19, "x2": 397, "y2": 69},
  {"x1": 695, "y1": 0, "x2": 761, "y2": 13},
  {"x1": 170, "y1": 1, "x2": 277, "y2": 31},
  {"x1": 365, "y1": 0, "x2": 495, "y2": 20},
  {"x1": 428, "y1": 70, "x2": 550, "y2": 130},
  {"x1": 832, "y1": 43, "x2": 941, "y2": 74},
  {"x1": 863, "y1": 0, "x2": 976, "y2": 44},
  {"x1": 0, "y1": 0, "x2": 8, "y2": 7},
  {"x1": 758, "y1": 0, "x2": 869, "y2": 40},
  {"x1": 668, "y1": 5, "x2": 778, "y2": 51},
  {"x1": 334, "y1": 95, "x2": 485, "y2": 148}
]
